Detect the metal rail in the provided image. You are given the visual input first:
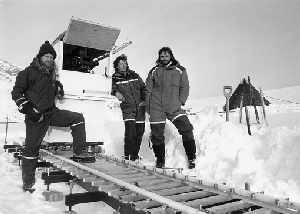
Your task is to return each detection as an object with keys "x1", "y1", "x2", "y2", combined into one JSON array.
[
  {"x1": 93, "y1": 154, "x2": 300, "y2": 214},
  {"x1": 40, "y1": 149, "x2": 300, "y2": 214},
  {"x1": 40, "y1": 149, "x2": 203, "y2": 214}
]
